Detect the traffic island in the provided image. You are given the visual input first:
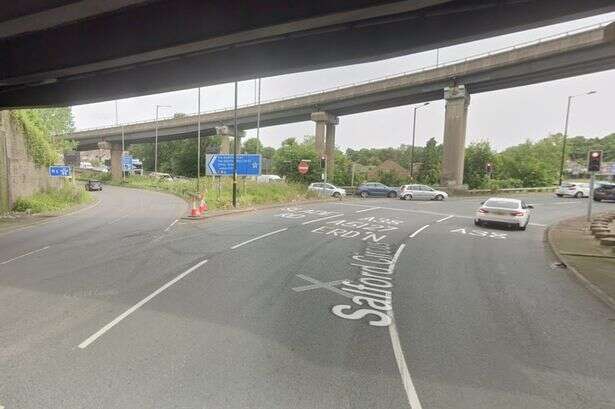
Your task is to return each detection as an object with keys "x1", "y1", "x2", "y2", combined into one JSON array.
[{"x1": 548, "y1": 214, "x2": 615, "y2": 310}]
